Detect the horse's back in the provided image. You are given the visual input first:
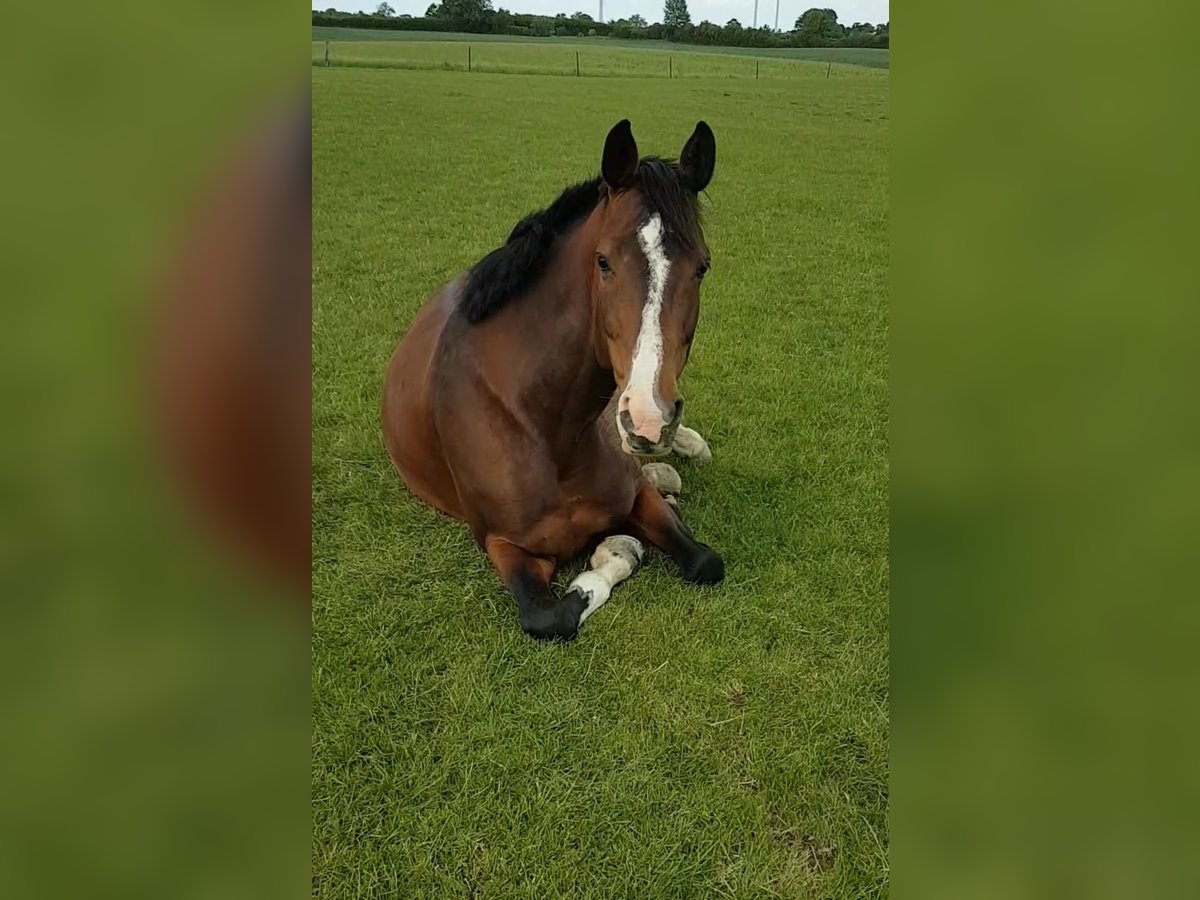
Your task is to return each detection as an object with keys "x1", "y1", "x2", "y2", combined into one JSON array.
[{"x1": 382, "y1": 277, "x2": 464, "y2": 519}]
